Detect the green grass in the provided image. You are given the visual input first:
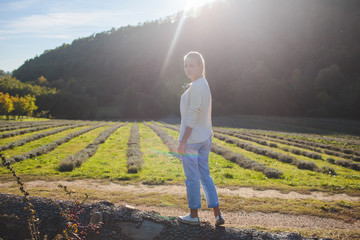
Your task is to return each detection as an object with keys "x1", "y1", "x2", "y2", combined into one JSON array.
[
  {"x1": 137, "y1": 122, "x2": 185, "y2": 184},
  {"x1": 0, "y1": 116, "x2": 49, "y2": 121}
]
